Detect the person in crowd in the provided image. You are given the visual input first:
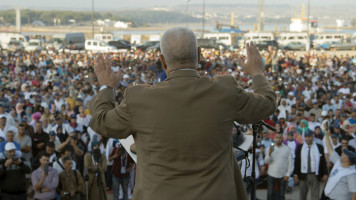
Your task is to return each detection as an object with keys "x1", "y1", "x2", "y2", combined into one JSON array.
[
  {"x1": 58, "y1": 156, "x2": 84, "y2": 200},
  {"x1": 76, "y1": 105, "x2": 91, "y2": 128},
  {"x1": 324, "y1": 127, "x2": 356, "y2": 200},
  {"x1": 48, "y1": 131, "x2": 60, "y2": 151},
  {"x1": 14, "y1": 124, "x2": 32, "y2": 166},
  {"x1": 64, "y1": 114, "x2": 84, "y2": 134},
  {"x1": 110, "y1": 143, "x2": 134, "y2": 200},
  {"x1": 32, "y1": 142, "x2": 59, "y2": 171},
  {"x1": 31, "y1": 152, "x2": 59, "y2": 200},
  {"x1": 58, "y1": 131, "x2": 86, "y2": 173},
  {"x1": 84, "y1": 140, "x2": 107, "y2": 200},
  {"x1": 283, "y1": 131, "x2": 299, "y2": 158},
  {"x1": 0, "y1": 130, "x2": 21, "y2": 152},
  {"x1": 265, "y1": 132, "x2": 294, "y2": 200},
  {"x1": 53, "y1": 145, "x2": 76, "y2": 174},
  {"x1": 261, "y1": 127, "x2": 274, "y2": 153},
  {"x1": 32, "y1": 121, "x2": 49, "y2": 158},
  {"x1": 105, "y1": 138, "x2": 116, "y2": 191},
  {"x1": 55, "y1": 125, "x2": 68, "y2": 143},
  {"x1": 238, "y1": 143, "x2": 265, "y2": 198},
  {"x1": 0, "y1": 114, "x2": 17, "y2": 140},
  {"x1": 0, "y1": 142, "x2": 31, "y2": 200},
  {"x1": 284, "y1": 124, "x2": 303, "y2": 144},
  {"x1": 293, "y1": 130, "x2": 328, "y2": 200},
  {"x1": 309, "y1": 101, "x2": 322, "y2": 122},
  {"x1": 308, "y1": 113, "x2": 321, "y2": 132},
  {"x1": 335, "y1": 136, "x2": 356, "y2": 156},
  {"x1": 349, "y1": 109, "x2": 356, "y2": 125}
]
